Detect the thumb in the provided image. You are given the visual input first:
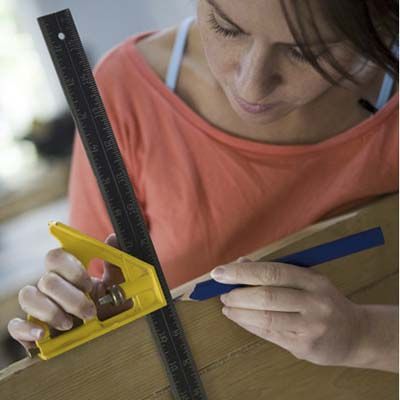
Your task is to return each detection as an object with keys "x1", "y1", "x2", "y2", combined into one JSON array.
[
  {"x1": 102, "y1": 233, "x2": 125, "y2": 285},
  {"x1": 236, "y1": 256, "x2": 252, "y2": 263}
]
